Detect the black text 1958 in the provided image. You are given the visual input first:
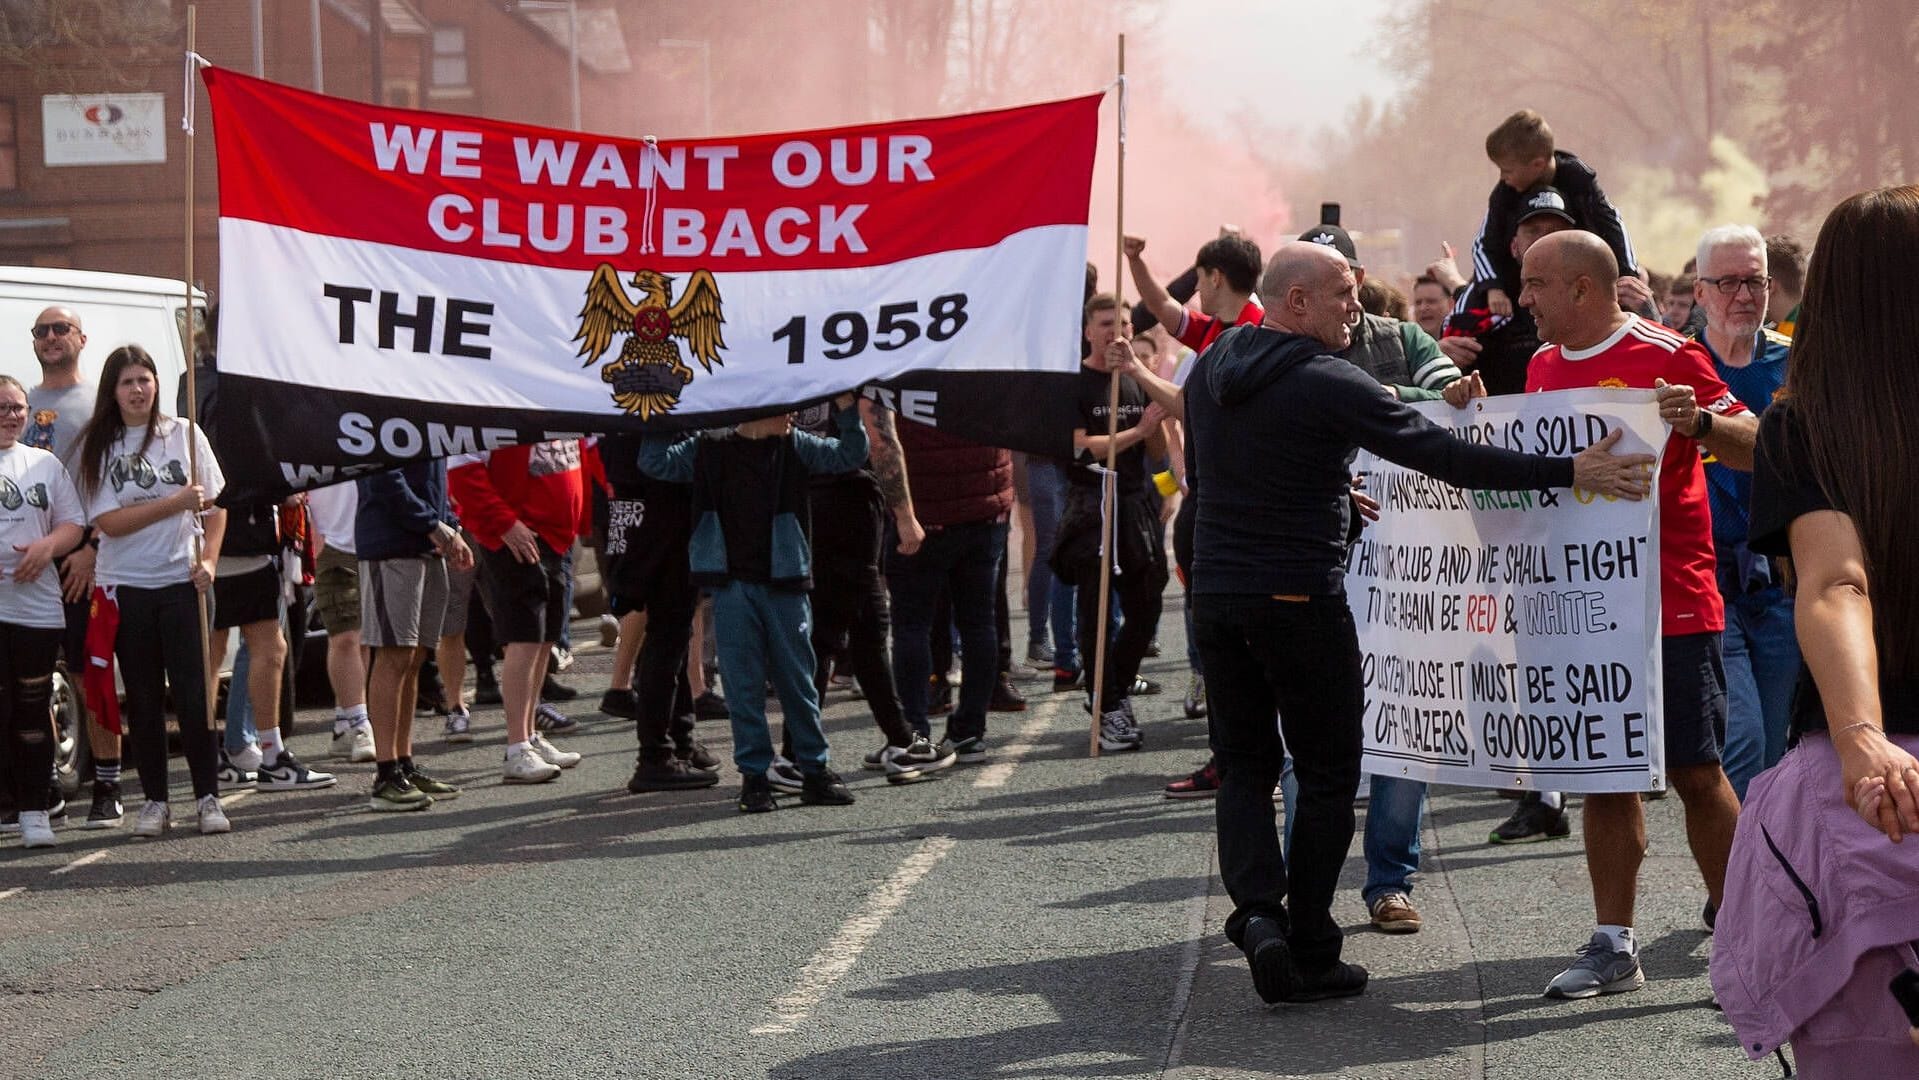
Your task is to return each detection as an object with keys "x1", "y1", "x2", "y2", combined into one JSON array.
[{"x1": 771, "y1": 293, "x2": 970, "y2": 364}]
